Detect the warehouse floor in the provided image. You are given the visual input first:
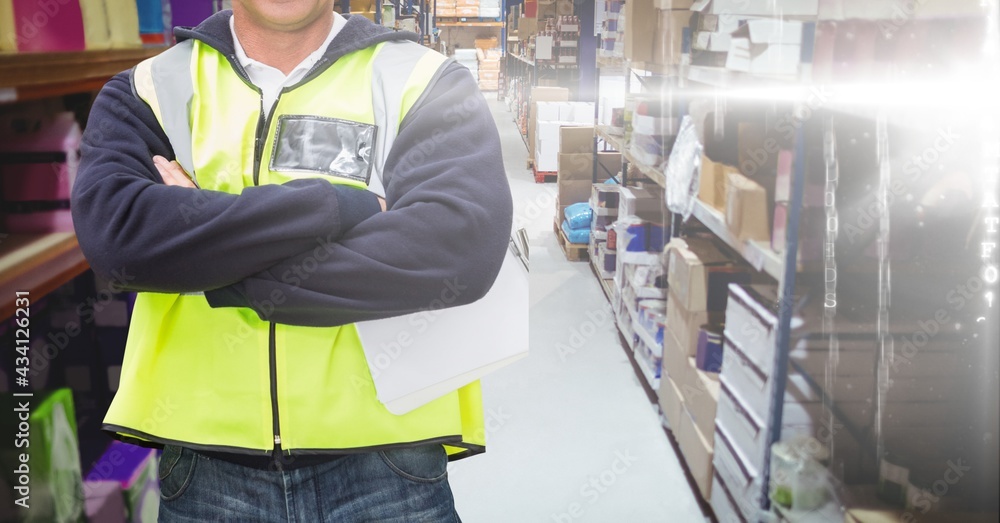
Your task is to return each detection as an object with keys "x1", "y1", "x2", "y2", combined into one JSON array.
[{"x1": 446, "y1": 97, "x2": 707, "y2": 522}]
